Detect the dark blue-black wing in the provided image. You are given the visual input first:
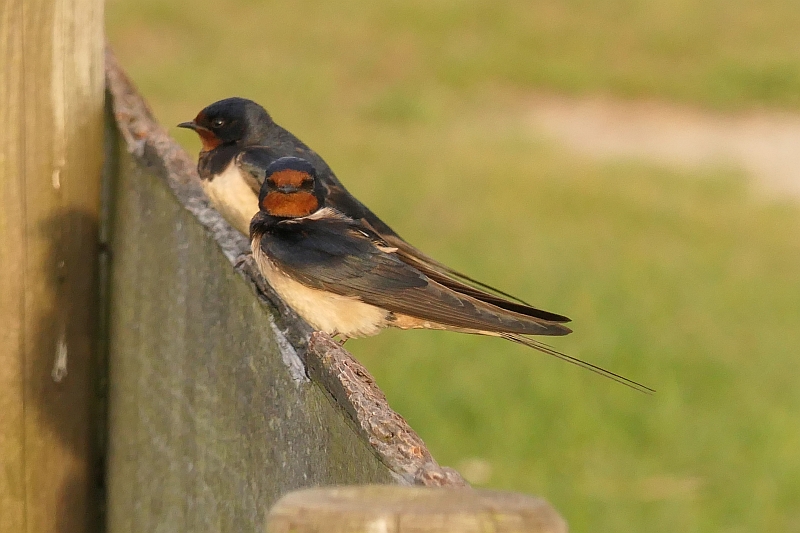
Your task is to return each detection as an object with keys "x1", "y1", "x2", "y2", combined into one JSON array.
[{"x1": 258, "y1": 213, "x2": 570, "y2": 337}]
